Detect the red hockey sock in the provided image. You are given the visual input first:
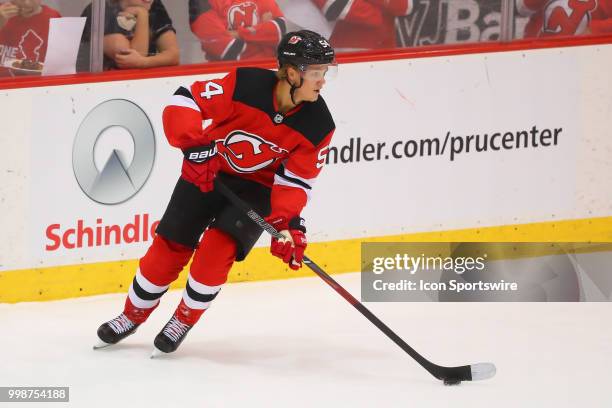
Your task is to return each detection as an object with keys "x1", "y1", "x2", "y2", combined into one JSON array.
[
  {"x1": 139, "y1": 235, "x2": 194, "y2": 286},
  {"x1": 174, "y1": 298, "x2": 206, "y2": 326},
  {"x1": 175, "y1": 229, "x2": 237, "y2": 326},
  {"x1": 190, "y1": 228, "x2": 237, "y2": 286},
  {"x1": 123, "y1": 296, "x2": 158, "y2": 324},
  {"x1": 124, "y1": 235, "x2": 195, "y2": 324}
]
